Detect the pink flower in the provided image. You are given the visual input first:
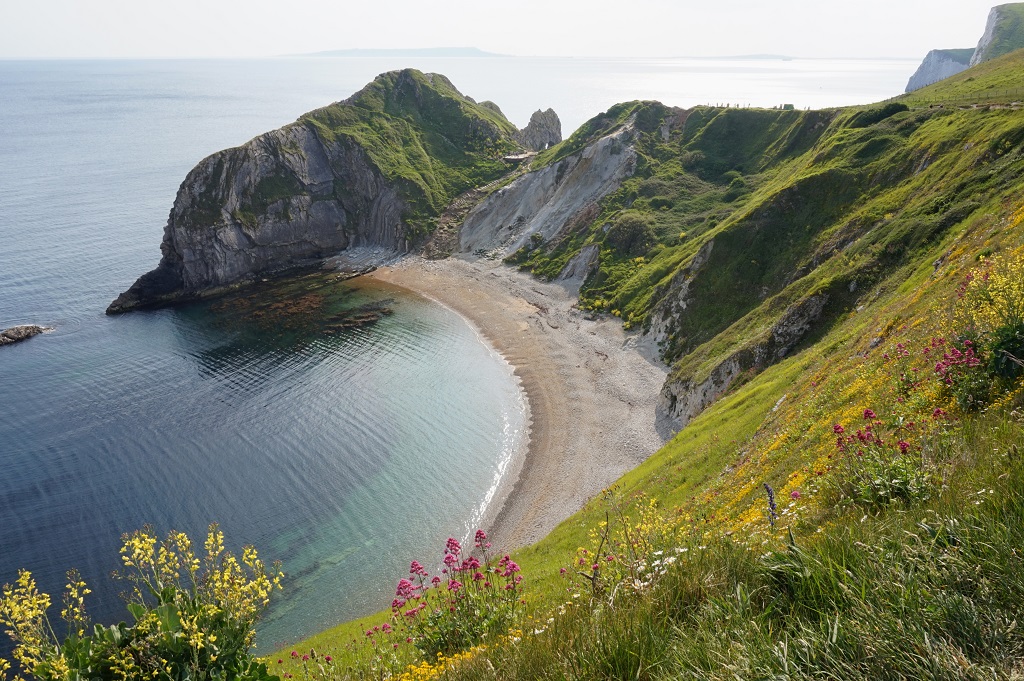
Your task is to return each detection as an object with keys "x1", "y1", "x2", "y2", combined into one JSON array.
[
  {"x1": 863, "y1": 408, "x2": 876, "y2": 420},
  {"x1": 833, "y1": 424, "x2": 845, "y2": 434},
  {"x1": 290, "y1": 651, "x2": 298, "y2": 658},
  {"x1": 431, "y1": 575, "x2": 441, "y2": 586},
  {"x1": 897, "y1": 440, "x2": 910, "y2": 453},
  {"x1": 325, "y1": 656, "x2": 332, "y2": 663},
  {"x1": 302, "y1": 655, "x2": 309, "y2": 661},
  {"x1": 790, "y1": 490, "x2": 801, "y2": 500},
  {"x1": 605, "y1": 555, "x2": 615, "y2": 562},
  {"x1": 560, "y1": 567, "x2": 567, "y2": 574},
  {"x1": 591, "y1": 563, "x2": 600, "y2": 571},
  {"x1": 409, "y1": 560, "x2": 427, "y2": 576}
]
